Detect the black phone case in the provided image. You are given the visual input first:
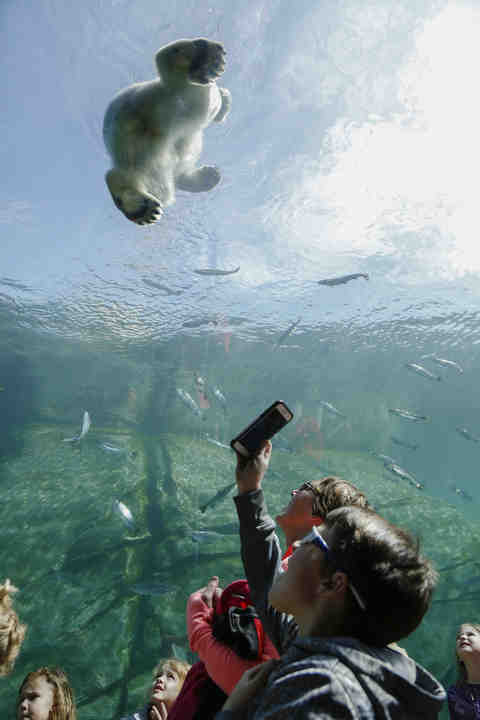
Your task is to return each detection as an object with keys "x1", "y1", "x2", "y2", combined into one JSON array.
[{"x1": 230, "y1": 401, "x2": 293, "y2": 454}]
